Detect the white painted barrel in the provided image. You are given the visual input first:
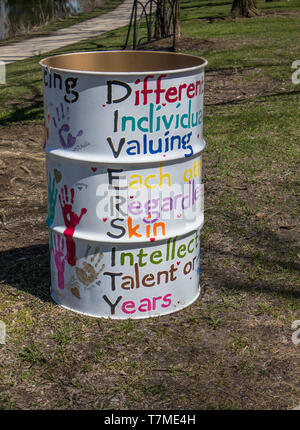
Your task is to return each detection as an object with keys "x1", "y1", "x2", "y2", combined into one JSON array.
[{"x1": 40, "y1": 51, "x2": 207, "y2": 319}]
